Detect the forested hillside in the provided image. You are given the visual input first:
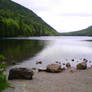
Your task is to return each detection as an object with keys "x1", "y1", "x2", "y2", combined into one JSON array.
[
  {"x1": 0, "y1": 0, "x2": 58, "y2": 37},
  {"x1": 60, "y1": 26, "x2": 92, "y2": 36}
]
